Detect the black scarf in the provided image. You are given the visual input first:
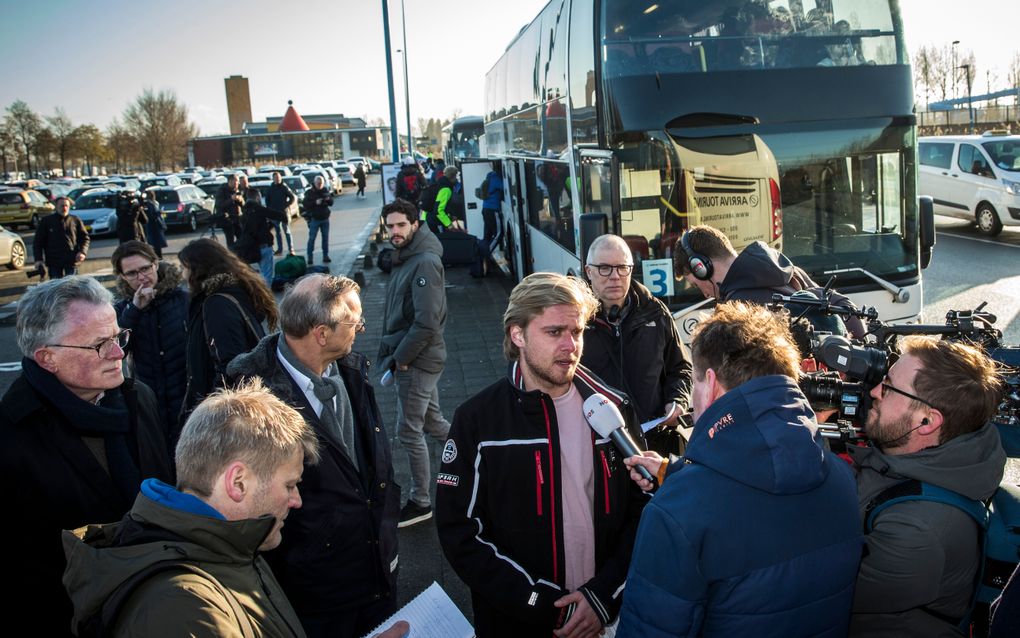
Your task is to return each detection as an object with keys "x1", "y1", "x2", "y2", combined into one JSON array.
[{"x1": 21, "y1": 357, "x2": 140, "y2": 503}]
